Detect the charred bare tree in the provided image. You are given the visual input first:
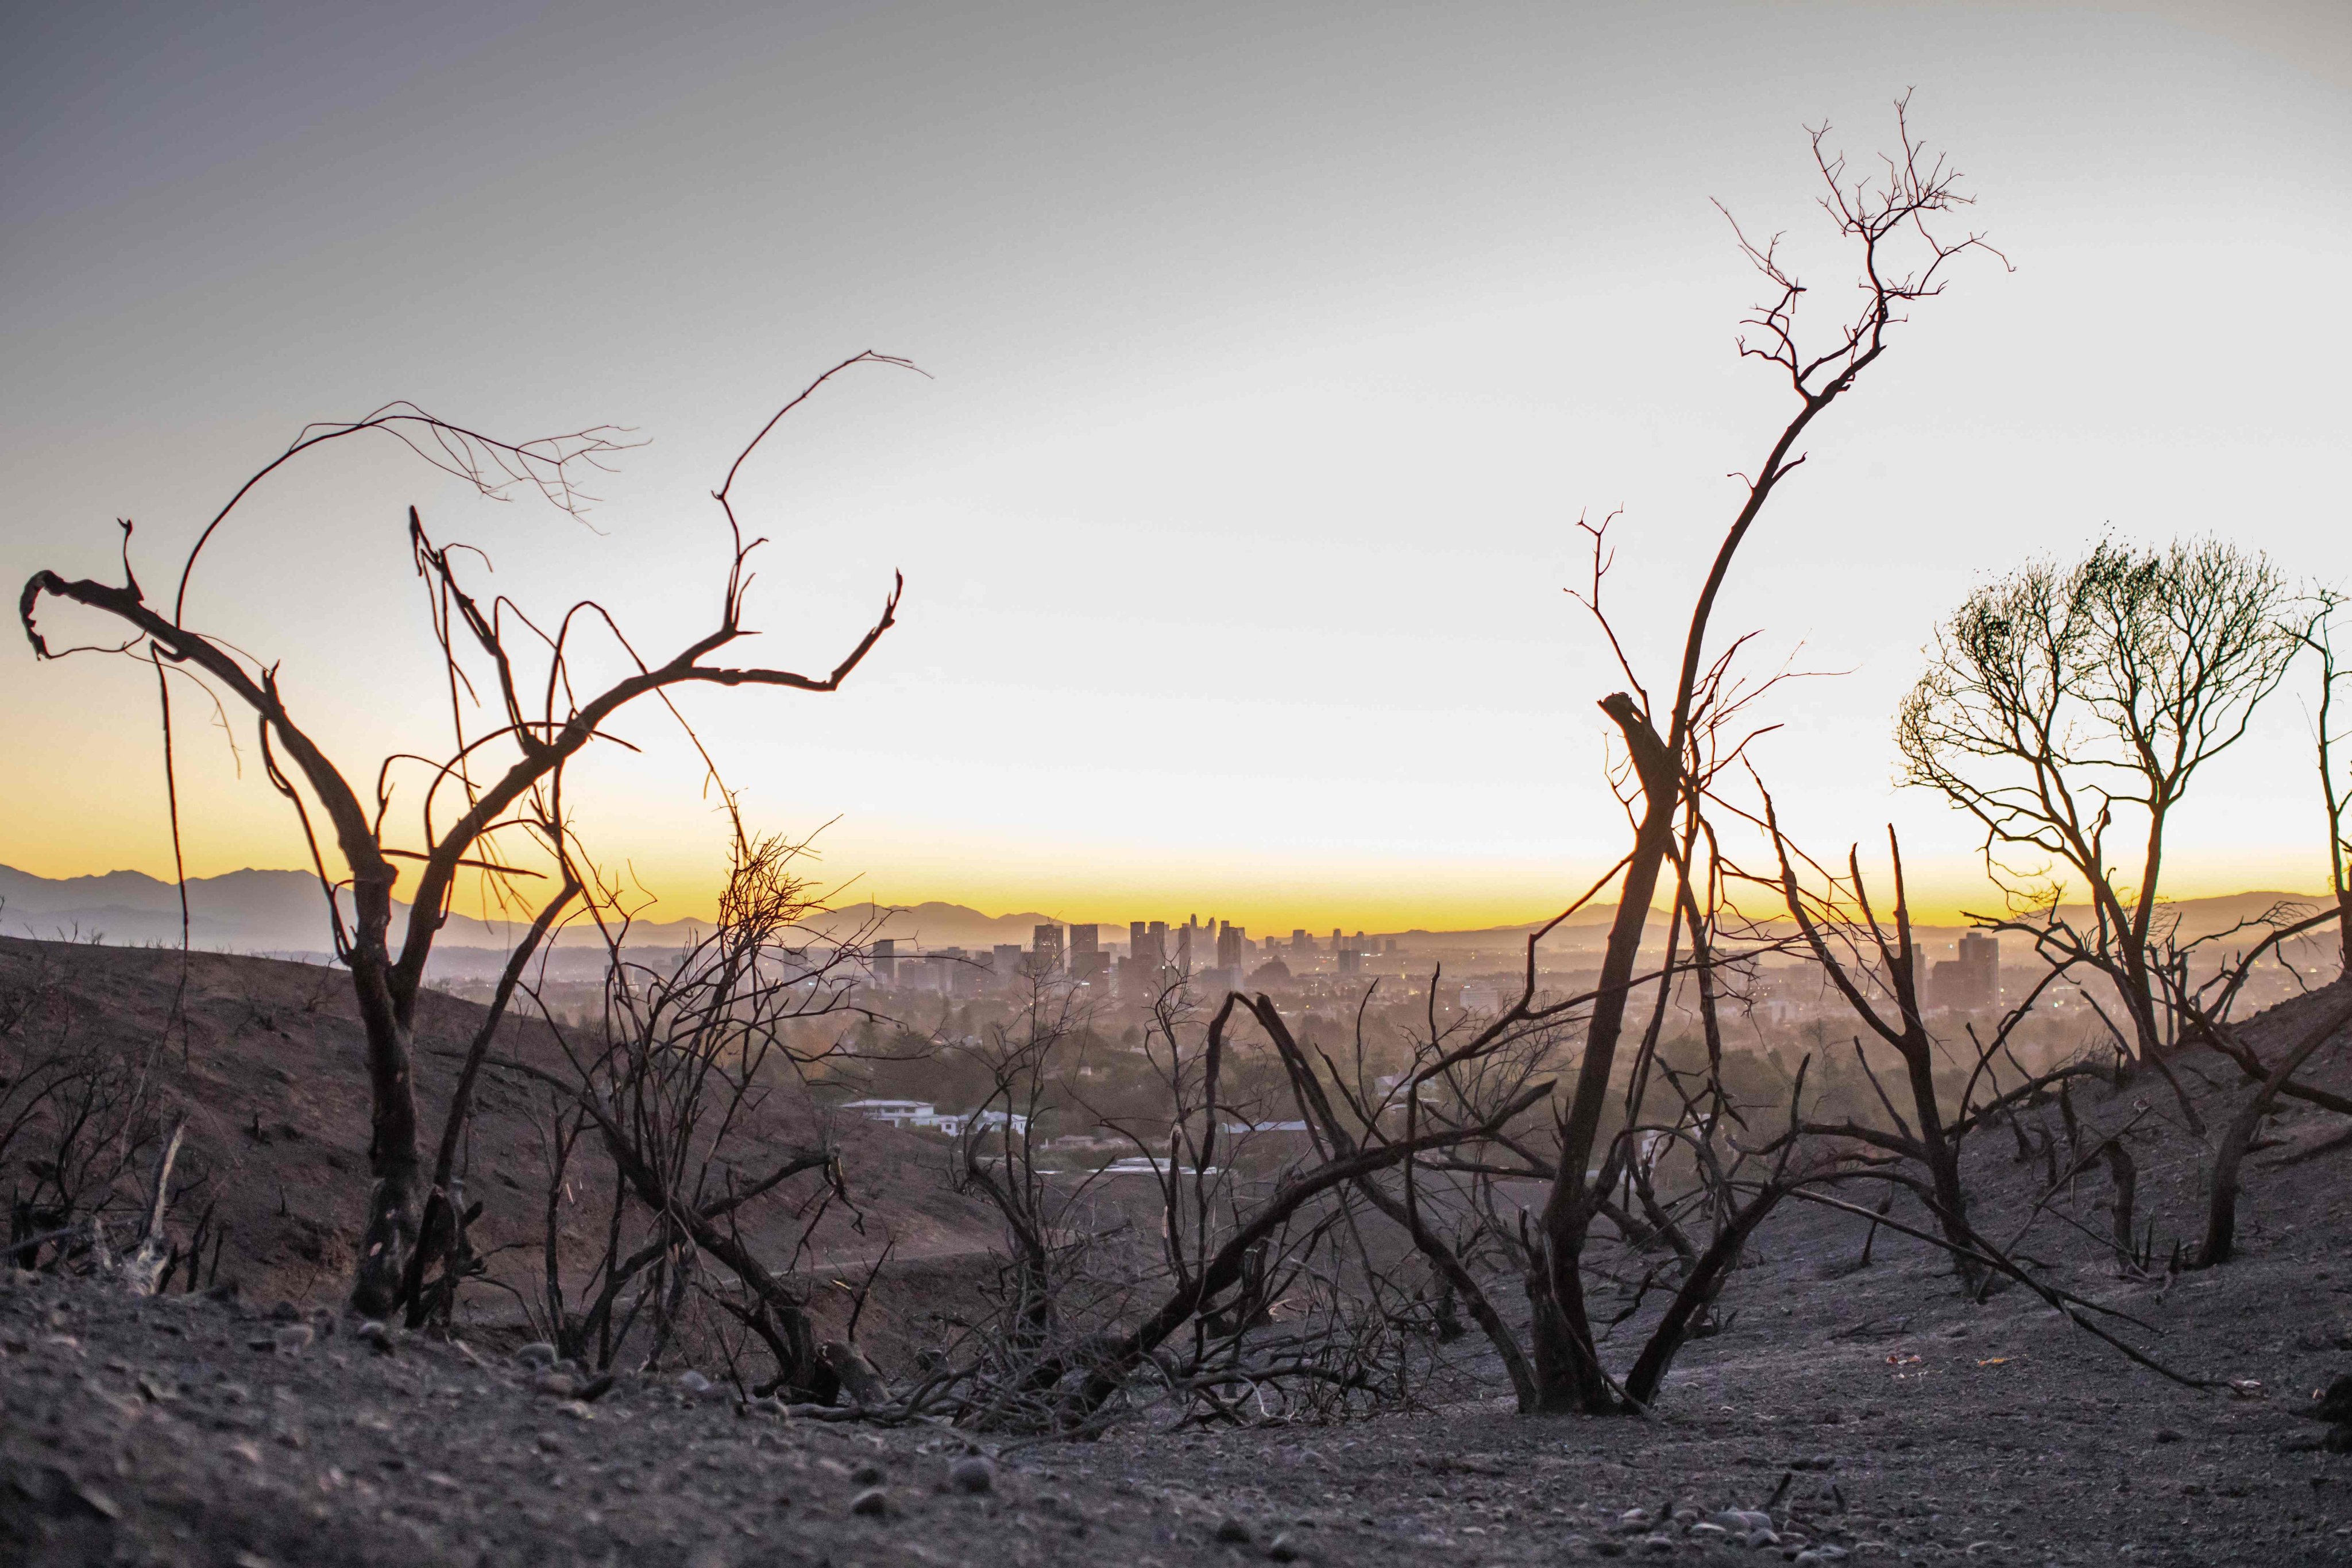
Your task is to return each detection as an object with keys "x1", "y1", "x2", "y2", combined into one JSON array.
[
  {"x1": 1226, "y1": 987, "x2": 1552, "y2": 1412},
  {"x1": 1131, "y1": 102, "x2": 2007, "y2": 1419},
  {"x1": 947, "y1": 968, "x2": 1102, "y2": 1404},
  {"x1": 482, "y1": 833, "x2": 871, "y2": 1394},
  {"x1": 1760, "y1": 818, "x2": 2091, "y2": 1290},
  {"x1": 2144, "y1": 899, "x2": 2352, "y2": 1131},
  {"x1": 1519, "y1": 96, "x2": 2002, "y2": 1413},
  {"x1": 1281, "y1": 889, "x2": 1859, "y2": 1413},
  {"x1": 917, "y1": 979, "x2": 1551, "y2": 1432},
  {"x1": 399, "y1": 862, "x2": 581, "y2": 1327},
  {"x1": 2289, "y1": 590, "x2": 2352, "y2": 972},
  {"x1": 18, "y1": 354, "x2": 916, "y2": 1316},
  {"x1": 2195, "y1": 987, "x2": 2352, "y2": 1266},
  {"x1": 2115, "y1": 883, "x2": 2352, "y2": 1268},
  {"x1": 1, "y1": 959, "x2": 175, "y2": 1272},
  {"x1": 1034, "y1": 985, "x2": 1496, "y2": 1428}
]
